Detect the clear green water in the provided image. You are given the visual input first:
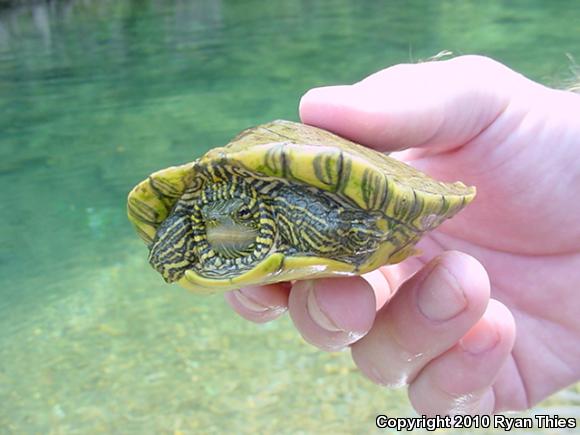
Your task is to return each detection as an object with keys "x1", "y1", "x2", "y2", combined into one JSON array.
[{"x1": 0, "y1": 0, "x2": 579, "y2": 433}]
